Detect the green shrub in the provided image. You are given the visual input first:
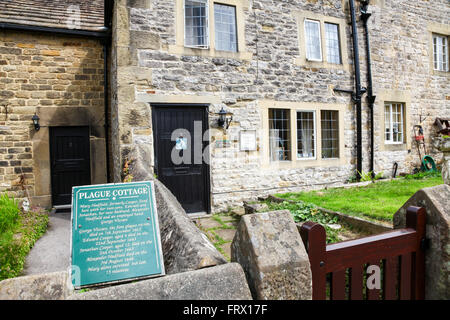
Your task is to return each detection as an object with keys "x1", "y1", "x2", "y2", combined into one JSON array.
[
  {"x1": 348, "y1": 171, "x2": 384, "y2": 183},
  {"x1": 0, "y1": 194, "x2": 49, "y2": 280},
  {"x1": 267, "y1": 200, "x2": 340, "y2": 243},
  {"x1": 404, "y1": 170, "x2": 441, "y2": 180},
  {"x1": 0, "y1": 193, "x2": 20, "y2": 234}
]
